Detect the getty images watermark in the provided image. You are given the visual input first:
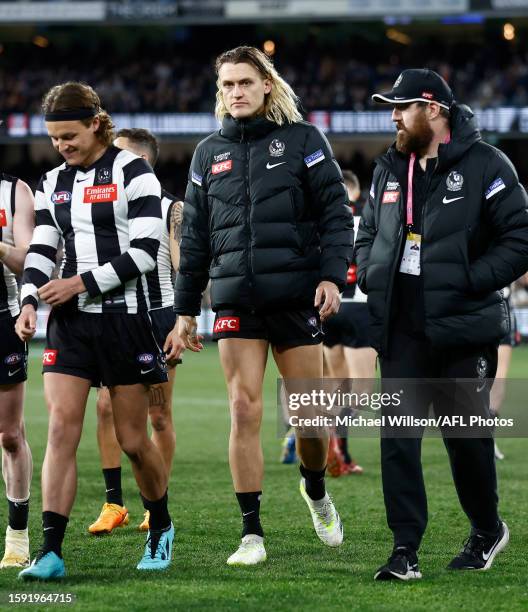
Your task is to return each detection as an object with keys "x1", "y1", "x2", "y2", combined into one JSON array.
[{"x1": 277, "y1": 378, "x2": 524, "y2": 438}]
